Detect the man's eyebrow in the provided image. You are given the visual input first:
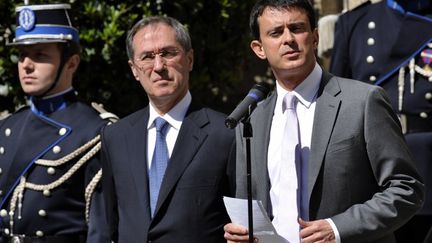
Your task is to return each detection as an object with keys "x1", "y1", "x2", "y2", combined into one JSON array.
[
  {"x1": 287, "y1": 21, "x2": 307, "y2": 27},
  {"x1": 138, "y1": 46, "x2": 179, "y2": 54}
]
